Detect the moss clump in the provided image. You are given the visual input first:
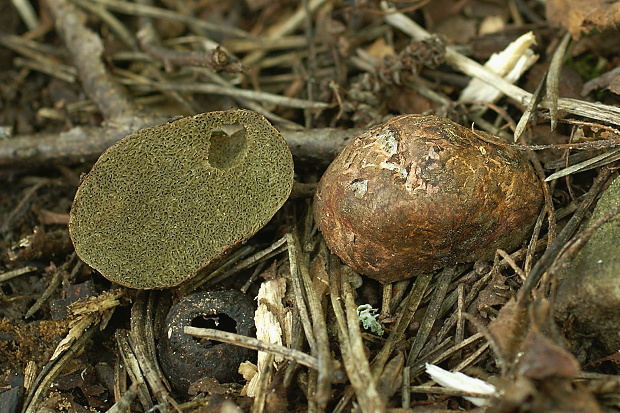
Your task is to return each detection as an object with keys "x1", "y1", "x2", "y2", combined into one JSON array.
[{"x1": 69, "y1": 109, "x2": 294, "y2": 289}]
